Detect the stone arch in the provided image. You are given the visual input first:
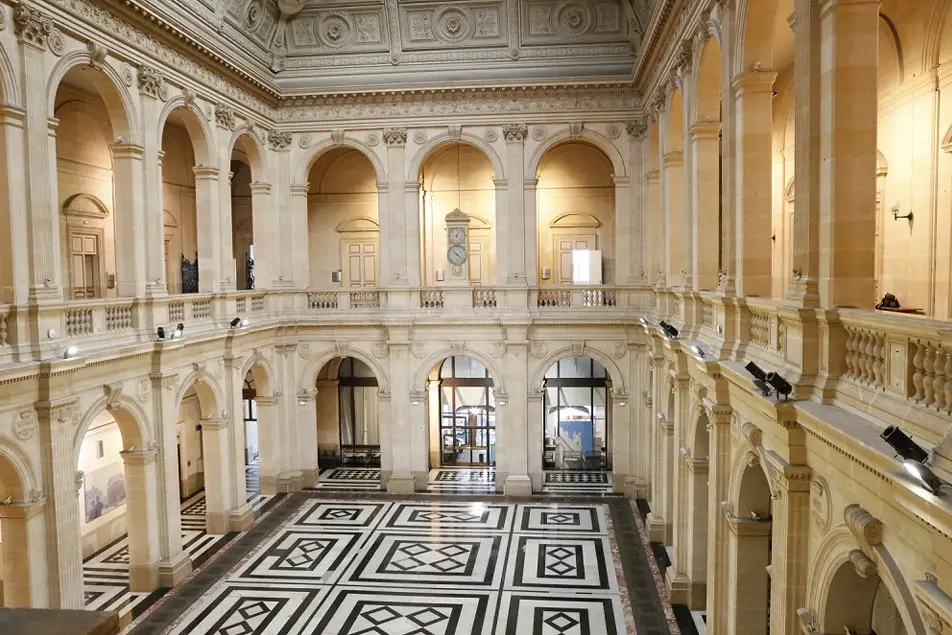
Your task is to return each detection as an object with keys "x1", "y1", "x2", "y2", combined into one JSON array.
[
  {"x1": 299, "y1": 345, "x2": 391, "y2": 394},
  {"x1": 0, "y1": 436, "x2": 39, "y2": 499},
  {"x1": 727, "y1": 443, "x2": 772, "y2": 515},
  {"x1": 408, "y1": 133, "x2": 505, "y2": 182},
  {"x1": 733, "y1": 0, "x2": 791, "y2": 74},
  {"x1": 693, "y1": 35, "x2": 723, "y2": 123},
  {"x1": 156, "y1": 96, "x2": 213, "y2": 166},
  {"x1": 527, "y1": 128, "x2": 627, "y2": 178},
  {"x1": 72, "y1": 395, "x2": 151, "y2": 467},
  {"x1": 47, "y1": 52, "x2": 138, "y2": 143},
  {"x1": 529, "y1": 345, "x2": 627, "y2": 396},
  {"x1": 0, "y1": 36, "x2": 20, "y2": 106},
  {"x1": 924, "y1": 0, "x2": 951, "y2": 70},
  {"x1": 52, "y1": 100, "x2": 115, "y2": 163},
  {"x1": 809, "y1": 526, "x2": 926, "y2": 635},
  {"x1": 412, "y1": 346, "x2": 507, "y2": 394},
  {"x1": 687, "y1": 401, "x2": 711, "y2": 458},
  {"x1": 228, "y1": 126, "x2": 268, "y2": 182},
  {"x1": 174, "y1": 370, "x2": 225, "y2": 419},
  {"x1": 240, "y1": 352, "x2": 276, "y2": 396},
  {"x1": 297, "y1": 137, "x2": 387, "y2": 185}
]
